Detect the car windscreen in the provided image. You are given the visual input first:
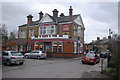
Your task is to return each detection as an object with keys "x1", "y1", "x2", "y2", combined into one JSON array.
[
  {"x1": 11, "y1": 52, "x2": 23, "y2": 56},
  {"x1": 31, "y1": 51, "x2": 39, "y2": 53},
  {"x1": 86, "y1": 54, "x2": 94, "y2": 57},
  {"x1": 42, "y1": 51, "x2": 45, "y2": 53},
  {"x1": 101, "y1": 51, "x2": 108, "y2": 54}
]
